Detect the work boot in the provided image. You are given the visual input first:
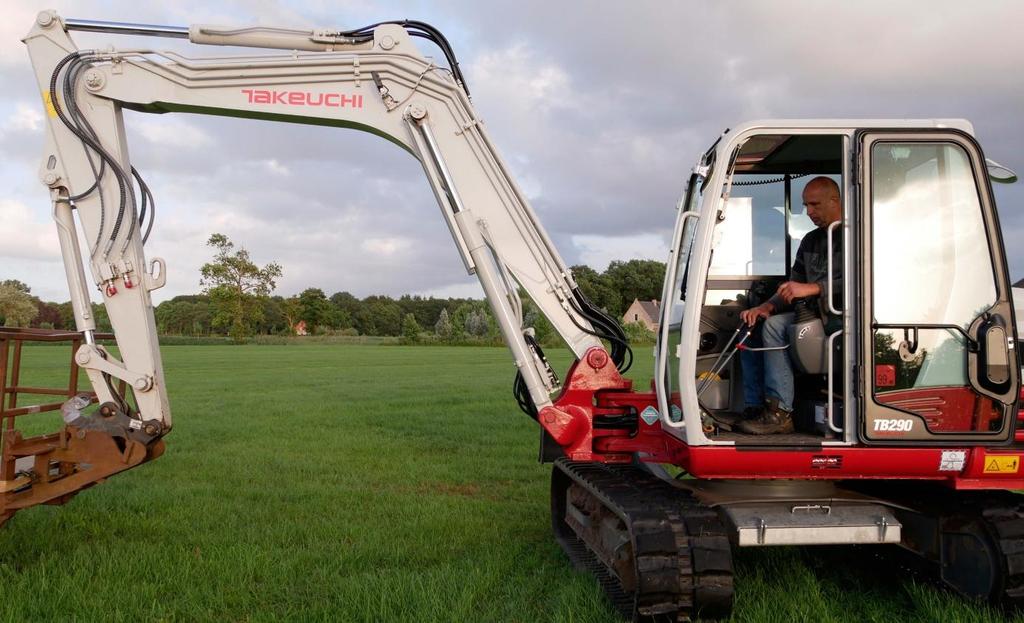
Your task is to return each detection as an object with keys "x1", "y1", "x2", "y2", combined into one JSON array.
[
  {"x1": 738, "y1": 399, "x2": 794, "y2": 435},
  {"x1": 707, "y1": 405, "x2": 762, "y2": 429},
  {"x1": 741, "y1": 405, "x2": 764, "y2": 420}
]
